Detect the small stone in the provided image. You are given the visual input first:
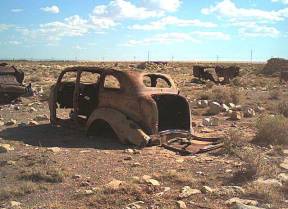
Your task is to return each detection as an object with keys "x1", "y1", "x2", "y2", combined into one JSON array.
[
  {"x1": 244, "y1": 108, "x2": 256, "y2": 118},
  {"x1": 84, "y1": 190, "x2": 94, "y2": 195},
  {"x1": 0, "y1": 121, "x2": 4, "y2": 126},
  {"x1": 280, "y1": 158, "x2": 288, "y2": 170},
  {"x1": 5, "y1": 119, "x2": 17, "y2": 126},
  {"x1": 221, "y1": 104, "x2": 230, "y2": 112},
  {"x1": 132, "y1": 162, "x2": 141, "y2": 167},
  {"x1": 229, "y1": 103, "x2": 236, "y2": 109},
  {"x1": 232, "y1": 202, "x2": 265, "y2": 209},
  {"x1": 28, "y1": 120, "x2": 39, "y2": 126},
  {"x1": 18, "y1": 122, "x2": 27, "y2": 127},
  {"x1": 14, "y1": 106, "x2": 20, "y2": 110},
  {"x1": 34, "y1": 114, "x2": 49, "y2": 122},
  {"x1": 282, "y1": 149, "x2": 288, "y2": 155},
  {"x1": 179, "y1": 186, "x2": 201, "y2": 199},
  {"x1": 255, "y1": 106, "x2": 265, "y2": 113},
  {"x1": 142, "y1": 175, "x2": 152, "y2": 180},
  {"x1": 201, "y1": 186, "x2": 214, "y2": 193},
  {"x1": 255, "y1": 178, "x2": 283, "y2": 187},
  {"x1": 29, "y1": 107, "x2": 37, "y2": 112},
  {"x1": 176, "y1": 200, "x2": 187, "y2": 209},
  {"x1": 197, "y1": 100, "x2": 209, "y2": 108},
  {"x1": 202, "y1": 117, "x2": 219, "y2": 126},
  {"x1": 47, "y1": 147, "x2": 61, "y2": 153},
  {"x1": 225, "y1": 197, "x2": 258, "y2": 206},
  {"x1": 0, "y1": 143, "x2": 14, "y2": 153},
  {"x1": 7, "y1": 160, "x2": 16, "y2": 165},
  {"x1": 124, "y1": 149, "x2": 134, "y2": 154},
  {"x1": 209, "y1": 102, "x2": 222, "y2": 115},
  {"x1": 146, "y1": 178, "x2": 160, "y2": 186},
  {"x1": 72, "y1": 174, "x2": 82, "y2": 179},
  {"x1": 230, "y1": 111, "x2": 242, "y2": 121},
  {"x1": 10, "y1": 201, "x2": 21, "y2": 207},
  {"x1": 106, "y1": 179, "x2": 123, "y2": 190},
  {"x1": 124, "y1": 156, "x2": 133, "y2": 161},
  {"x1": 277, "y1": 173, "x2": 288, "y2": 183},
  {"x1": 80, "y1": 181, "x2": 91, "y2": 187}
]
